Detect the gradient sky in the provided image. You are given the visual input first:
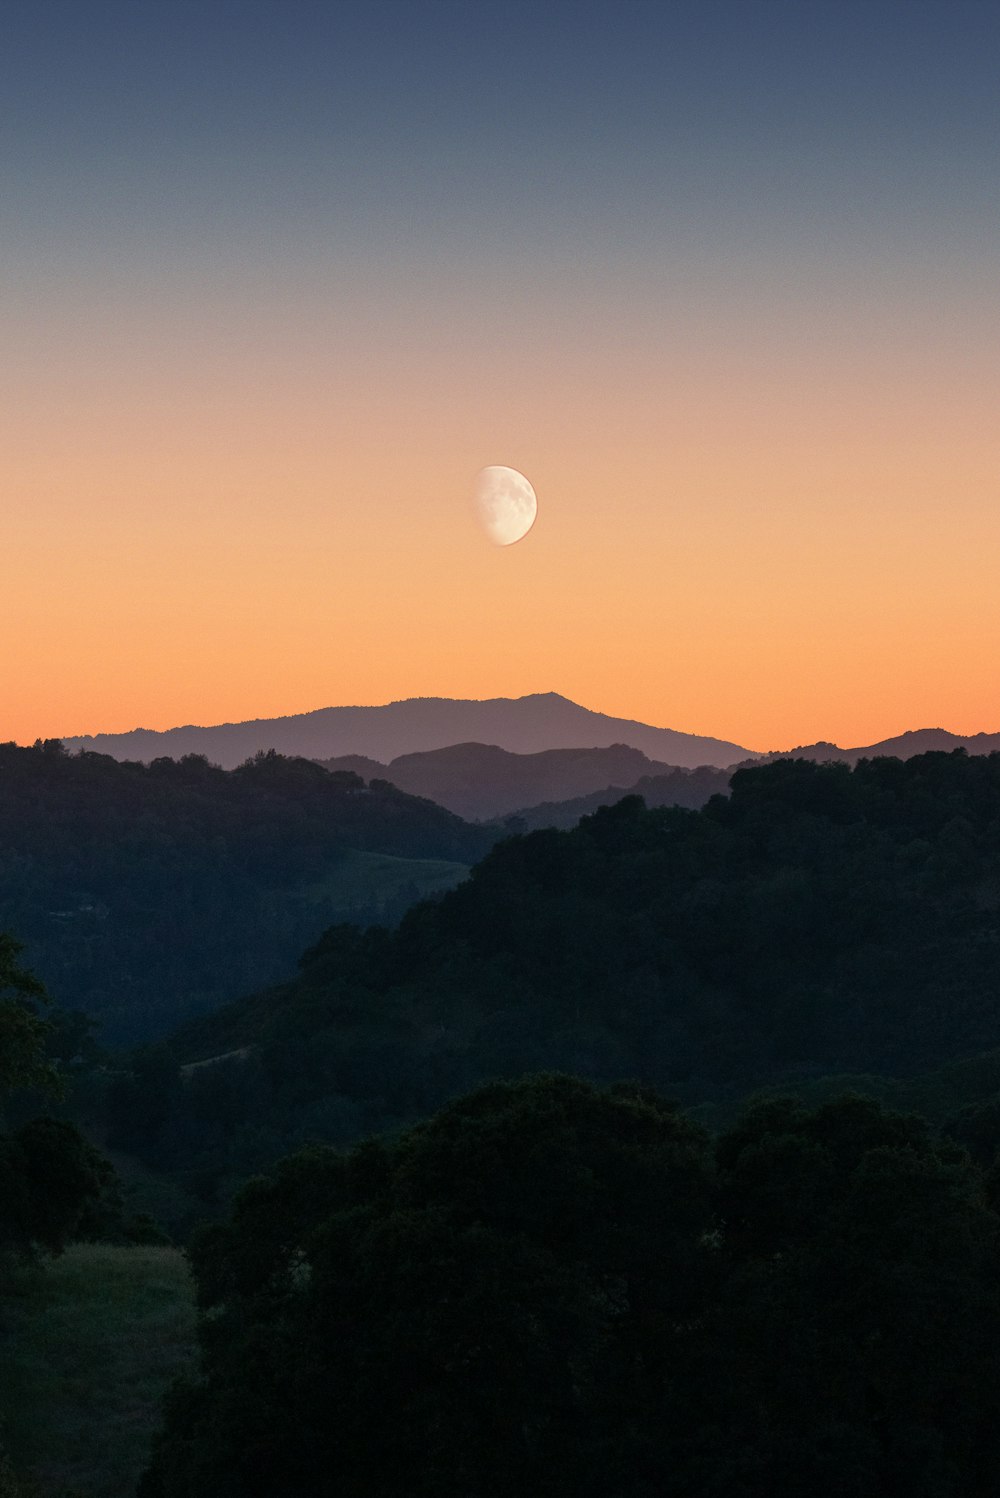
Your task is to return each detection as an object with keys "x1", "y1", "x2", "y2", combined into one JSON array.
[{"x1": 4, "y1": 0, "x2": 998, "y2": 751}]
